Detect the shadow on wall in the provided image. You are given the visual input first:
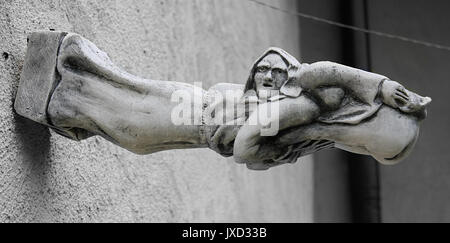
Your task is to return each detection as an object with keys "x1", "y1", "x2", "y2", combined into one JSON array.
[
  {"x1": 8, "y1": 114, "x2": 54, "y2": 222},
  {"x1": 13, "y1": 113, "x2": 51, "y2": 163},
  {"x1": 3, "y1": 44, "x2": 55, "y2": 221},
  {"x1": 9, "y1": 48, "x2": 51, "y2": 165},
  {"x1": 11, "y1": 64, "x2": 53, "y2": 197}
]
